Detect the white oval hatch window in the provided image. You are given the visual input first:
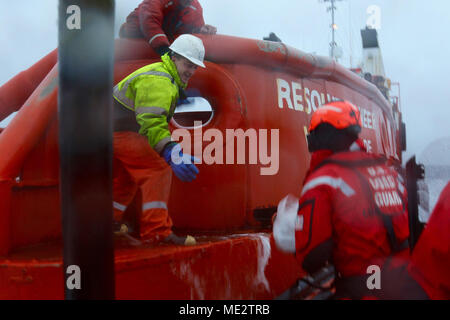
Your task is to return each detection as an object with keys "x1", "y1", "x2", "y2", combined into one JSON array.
[{"x1": 172, "y1": 97, "x2": 214, "y2": 129}]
